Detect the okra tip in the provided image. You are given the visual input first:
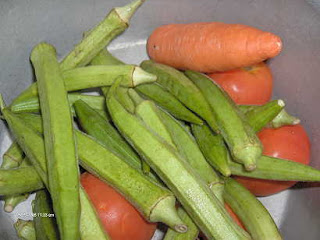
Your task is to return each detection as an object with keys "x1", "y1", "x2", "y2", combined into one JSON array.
[
  {"x1": 4, "y1": 204, "x2": 14, "y2": 213},
  {"x1": 115, "y1": 0, "x2": 146, "y2": 24},
  {"x1": 132, "y1": 67, "x2": 157, "y2": 86},
  {"x1": 0, "y1": 94, "x2": 5, "y2": 111},
  {"x1": 277, "y1": 99, "x2": 285, "y2": 107},
  {"x1": 30, "y1": 42, "x2": 56, "y2": 62},
  {"x1": 149, "y1": 196, "x2": 188, "y2": 233}
]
